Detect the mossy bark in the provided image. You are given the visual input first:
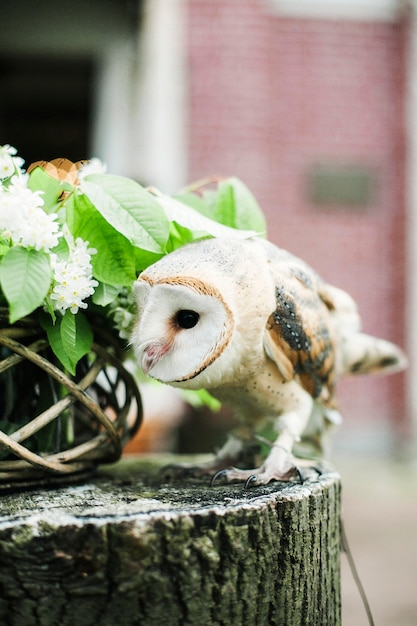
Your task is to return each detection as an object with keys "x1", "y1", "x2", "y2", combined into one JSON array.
[{"x1": 0, "y1": 456, "x2": 341, "y2": 626}]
